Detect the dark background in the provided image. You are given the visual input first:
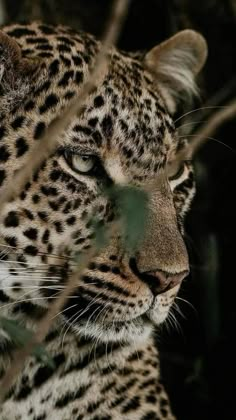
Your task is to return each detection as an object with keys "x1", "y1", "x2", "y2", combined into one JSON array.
[{"x1": 1, "y1": 1, "x2": 236, "y2": 419}]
